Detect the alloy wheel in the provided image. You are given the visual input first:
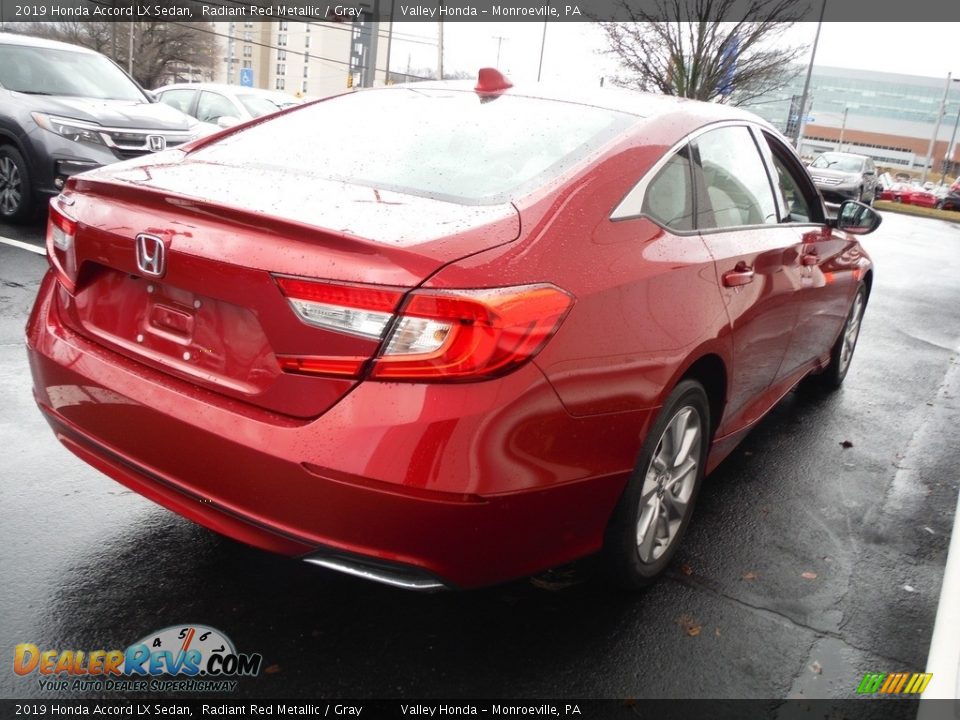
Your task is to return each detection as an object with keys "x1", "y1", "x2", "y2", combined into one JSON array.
[
  {"x1": 0, "y1": 156, "x2": 23, "y2": 216},
  {"x1": 635, "y1": 405, "x2": 702, "y2": 563}
]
